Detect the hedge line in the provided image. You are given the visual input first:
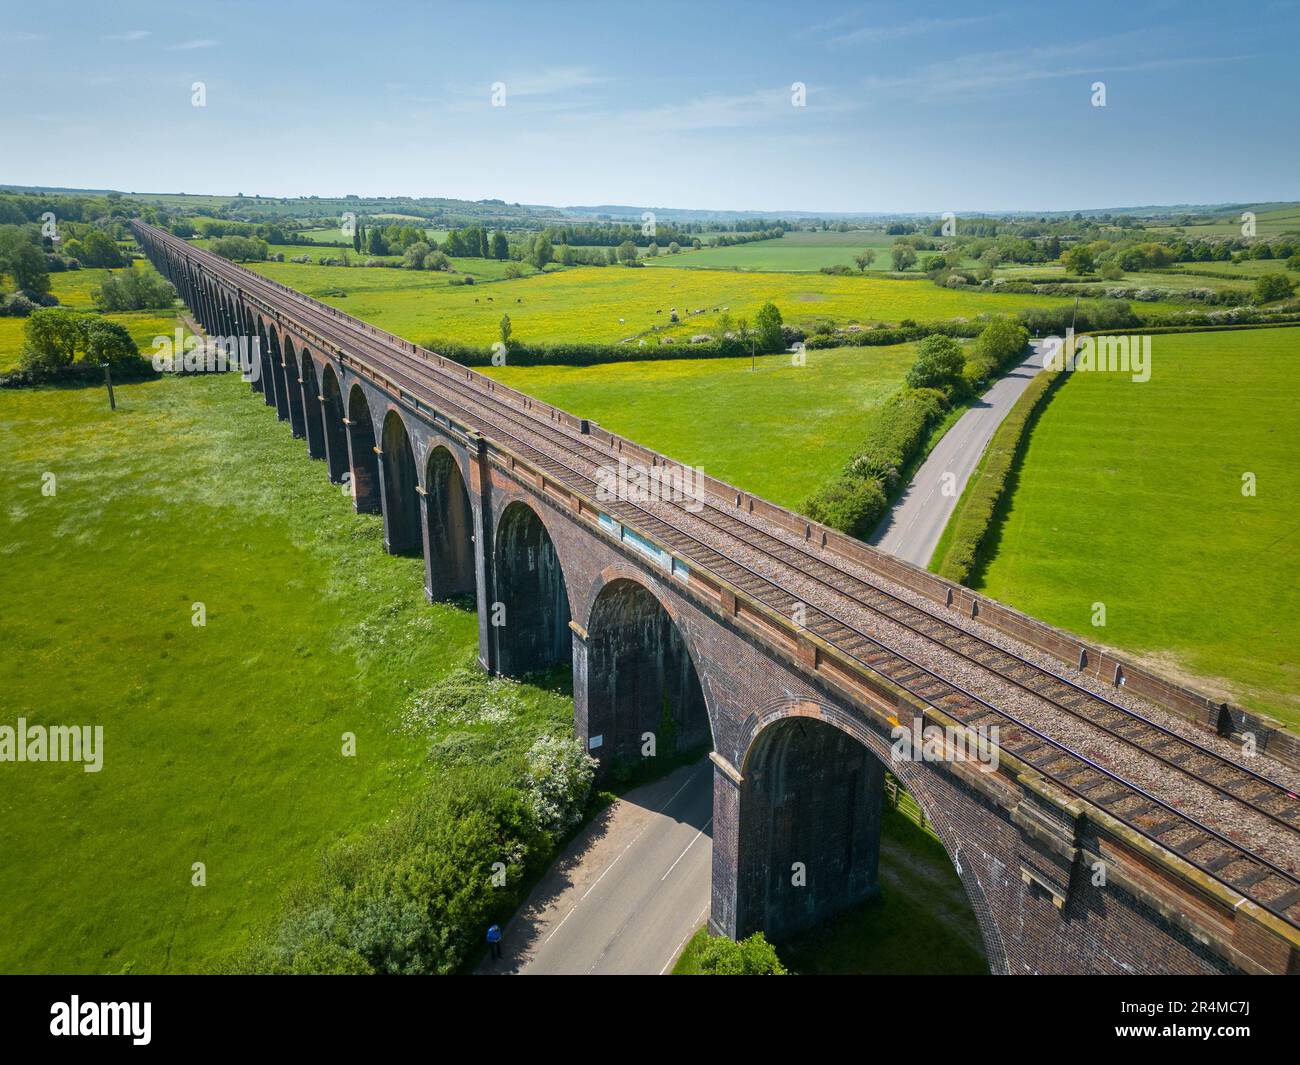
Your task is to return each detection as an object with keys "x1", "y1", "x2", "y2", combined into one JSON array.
[
  {"x1": 0, "y1": 356, "x2": 158, "y2": 389},
  {"x1": 804, "y1": 387, "x2": 949, "y2": 536},
  {"x1": 426, "y1": 337, "x2": 751, "y2": 367},
  {"x1": 932, "y1": 368, "x2": 1064, "y2": 584}
]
